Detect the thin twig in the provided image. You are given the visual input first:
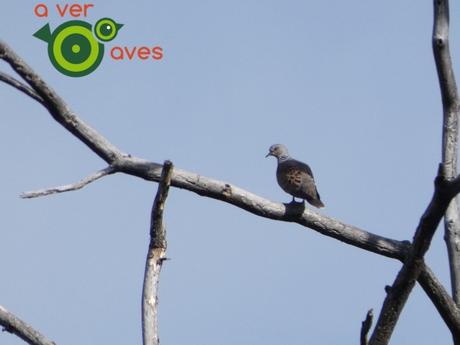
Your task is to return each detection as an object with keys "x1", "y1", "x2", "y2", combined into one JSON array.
[
  {"x1": 369, "y1": 166, "x2": 460, "y2": 345},
  {"x1": 432, "y1": 0, "x2": 460, "y2": 307},
  {"x1": 142, "y1": 160, "x2": 173, "y2": 345},
  {"x1": 0, "y1": 305, "x2": 56, "y2": 345},
  {"x1": 360, "y1": 309, "x2": 373, "y2": 345},
  {"x1": 20, "y1": 166, "x2": 116, "y2": 199},
  {"x1": 0, "y1": 71, "x2": 44, "y2": 105}
]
